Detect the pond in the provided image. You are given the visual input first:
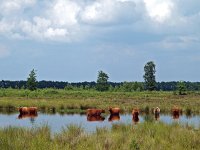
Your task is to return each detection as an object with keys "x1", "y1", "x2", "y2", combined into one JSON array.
[{"x1": 0, "y1": 113, "x2": 199, "y2": 133}]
